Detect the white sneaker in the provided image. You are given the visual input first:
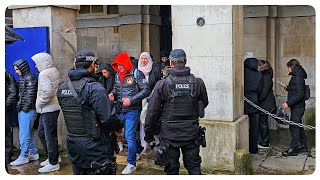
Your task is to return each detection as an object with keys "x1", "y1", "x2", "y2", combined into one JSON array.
[
  {"x1": 118, "y1": 142, "x2": 124, "y2": 153},
  {"x1": 40, "y1": 156, "x2": 62, "y2": 166},
  {"x1": 29, "y1": 153, "x2": 39, "y2": 161},
  {"x1": 121, "y1": 163, "x2": 136, "y2": 175},
  {"x1": 38, "y1": 163, "x2": 60, "y2": 173},
  {"x1": 10, "y1": 157, "x2": 29, "y2": 166},
  {"x1": 258, "y1": 144, "x2": 270, "y2": 149}
]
